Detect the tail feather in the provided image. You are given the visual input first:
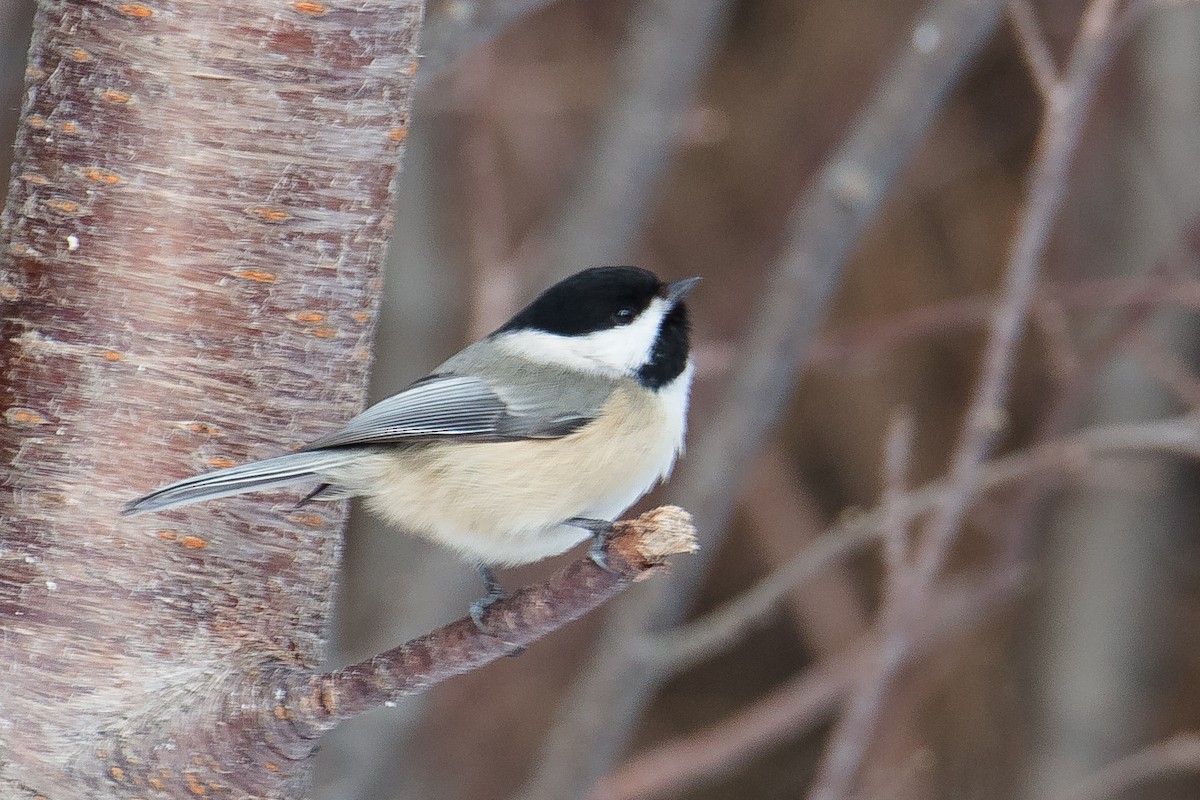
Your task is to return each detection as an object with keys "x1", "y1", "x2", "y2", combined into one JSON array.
[{"x1": 122, "y1": 450, "x2": 365, "y2": 515}]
